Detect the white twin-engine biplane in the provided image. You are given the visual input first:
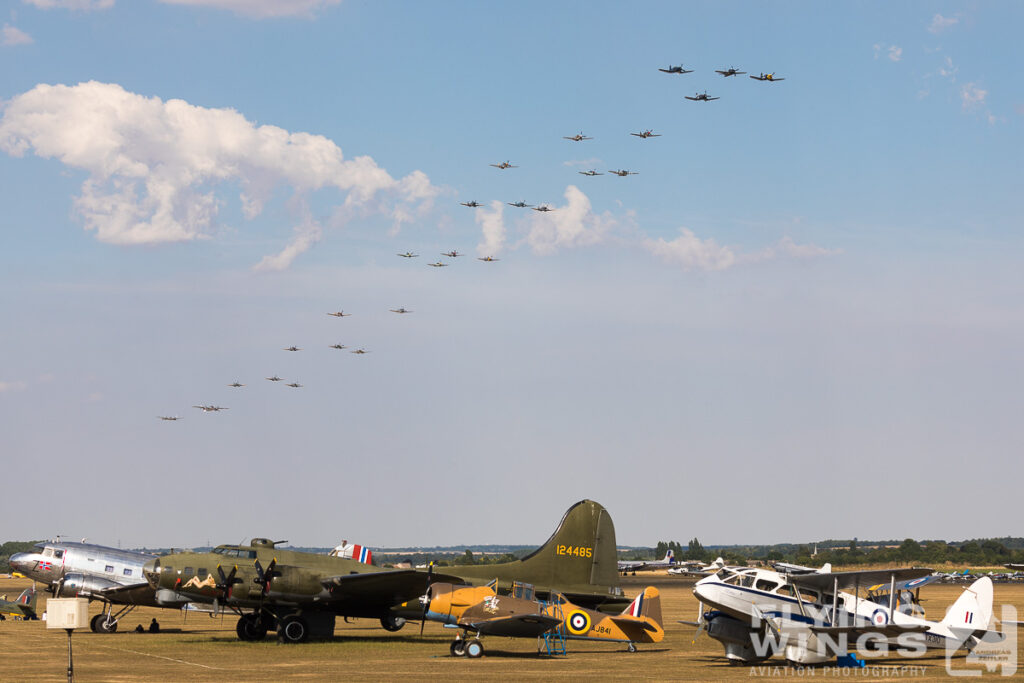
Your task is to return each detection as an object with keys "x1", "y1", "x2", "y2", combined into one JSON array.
[{"x1": 686, "y1": 564, "x2": 1004, "y2": 665}]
